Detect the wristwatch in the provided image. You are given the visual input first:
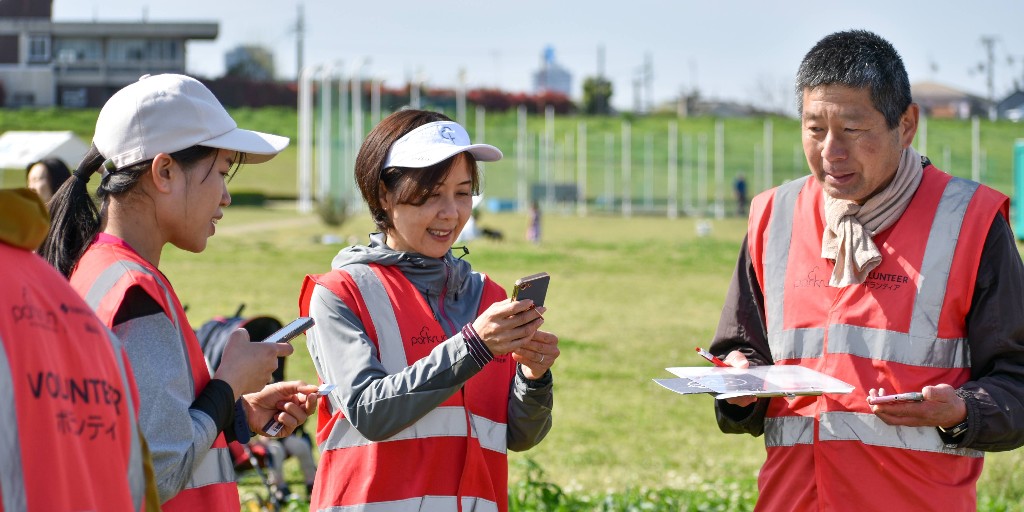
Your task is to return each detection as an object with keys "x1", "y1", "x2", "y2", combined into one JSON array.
[
  {"x1": 937, "y1": 417, "x2": 969, "y2": 447},
  {"x1": 939, "y1": 419, "x2": 969, "y2": 437}
]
